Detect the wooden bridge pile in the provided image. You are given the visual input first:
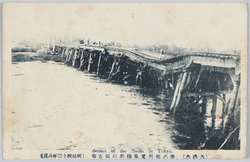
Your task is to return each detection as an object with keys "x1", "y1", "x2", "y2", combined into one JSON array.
[{"x1": 53, "y1": 44, "x2": 241, "y2": 133}]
